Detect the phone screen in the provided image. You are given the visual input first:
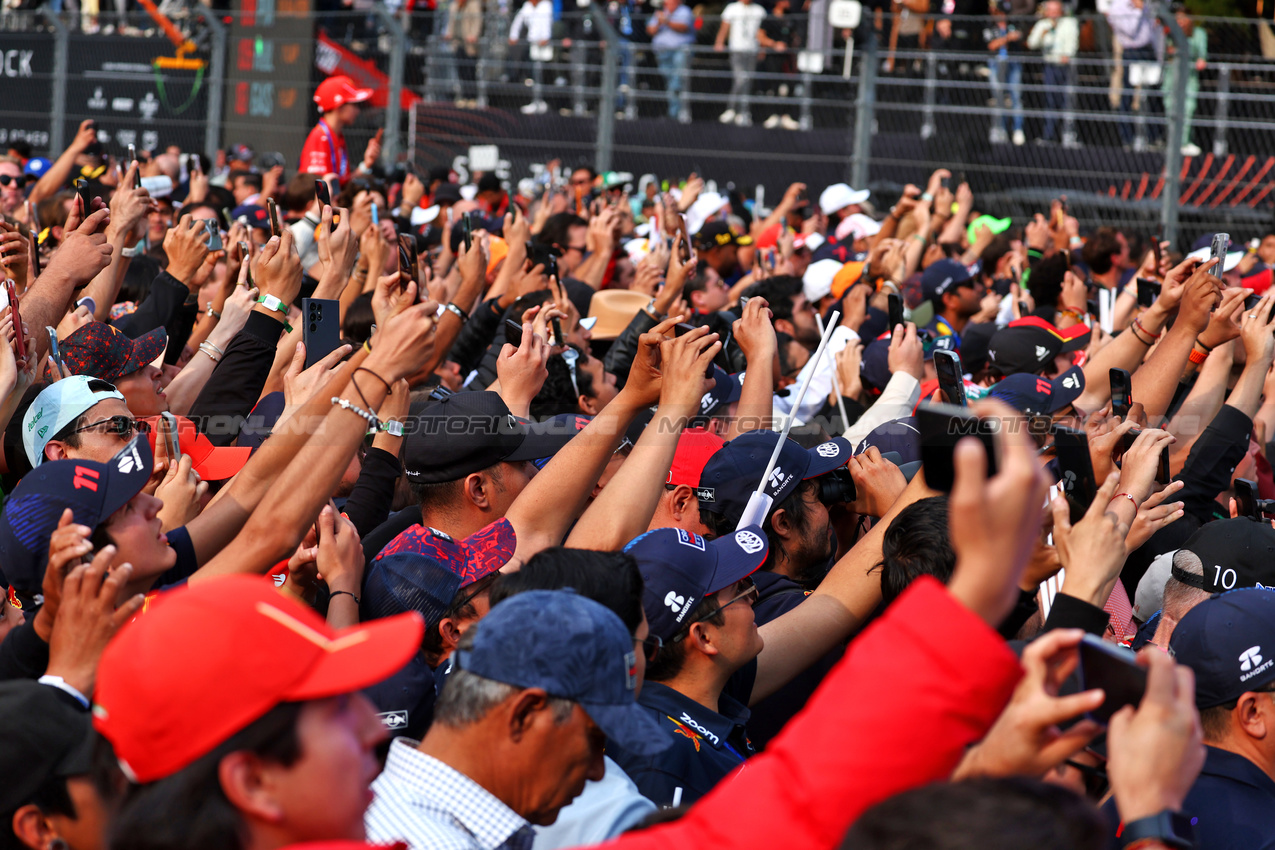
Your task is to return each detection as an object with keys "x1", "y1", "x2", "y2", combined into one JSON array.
[
  {"x1": 933, "y1": 350, "x2": 967, "y2": 407},
  {"x1": 887, "y1": 294, "x2": 904, "y2": 338},
  {"x1": 74, "y1": 178, "x2": 90, "y2": 215},
  {"x1": 397, "y1": 234, "x2": 418, "y2": 292},
  {"x1": 1078, "y1": 635, "x2": 1147, "y2": 724},
  {"x1": 267, "y1": 199, "x2": 281, "y2": 238},
  {"x1": 1109, "y1": 368, "x2": 1132, "y2": 420},
  {"x1": 916, "y1": 402, "x2": 1000, "y2": 492},
  {"x1": 1135, "y1": 278, "x2": 1160, "y2": 309},
  {"x1": 1053, "y1": 425, "x2": 1098, "y2": 524}
]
